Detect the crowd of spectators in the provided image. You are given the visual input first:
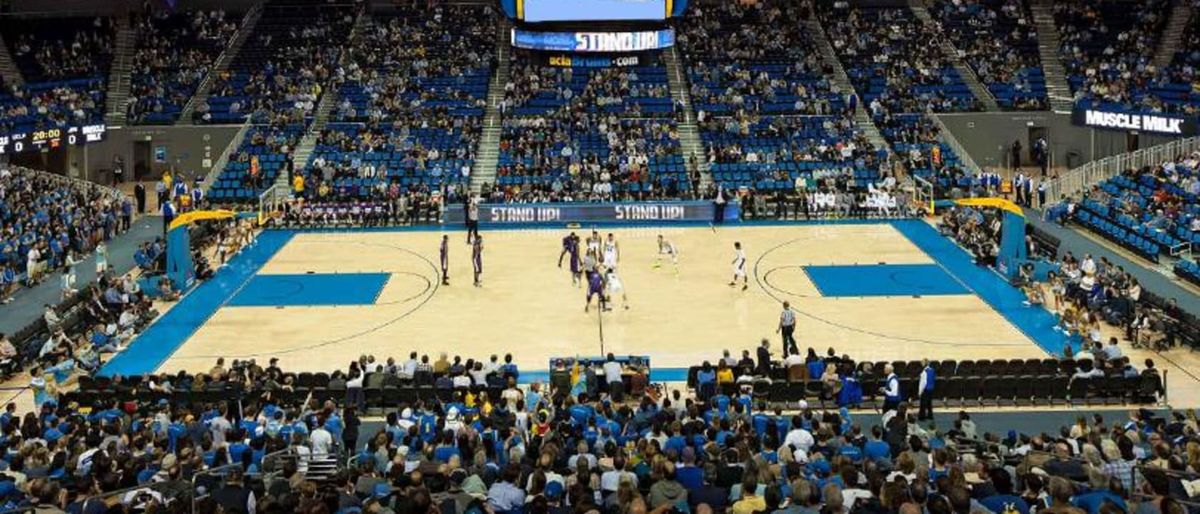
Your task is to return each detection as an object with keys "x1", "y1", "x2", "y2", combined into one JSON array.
[
  {"x1": 196, "y1": 2, "x2": 355, "y2": 125},
  {"x1": 1054, "y1": 0, "x2": 1170, "y2": 115},
  {"x1": 0, "y1": 167, "x2": 130, "y2": 303},
  {"x1": 295, "y1": 4, "x2": 494, "y2": 206},
  {"x1": 823, "y1": 6, "x2": 983, "y2": 115},
  {"x1": 932, "y1": 0, "x2": 1047, "y2": 110},
  {"x1": 3, "y1": 17, "x2": 113, "y2": 83},
  {"x1": 0, "y1": 17, "x2": 111, "y2": 137},
  {"x1": 128, "y1": 9, "x2": 241, "y2": 124},
  {"x1": 1163, "y1": 5, "x2": 1200, "y2": 118},
  {"x1": 672, "y1": 0, "x2": 903, "y2": 219},
  {"x1": 15, "y1": 335, "x2": 1191, "y2": 514},
  {"x1": 491, "y1": 58, "x2": 688, "y2": 203}
]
